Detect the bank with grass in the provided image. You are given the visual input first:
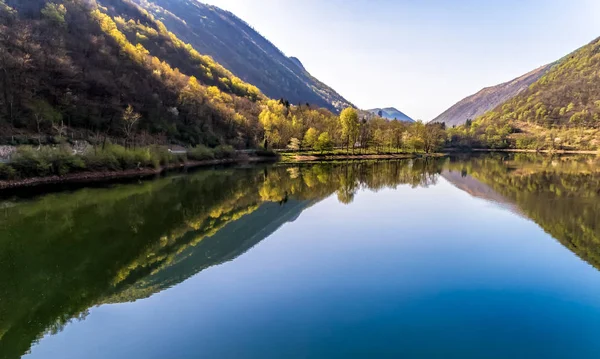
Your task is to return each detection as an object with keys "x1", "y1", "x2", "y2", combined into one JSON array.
[{"x1": 0, "y1": 144, "x2": 278, "y2": 189}]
